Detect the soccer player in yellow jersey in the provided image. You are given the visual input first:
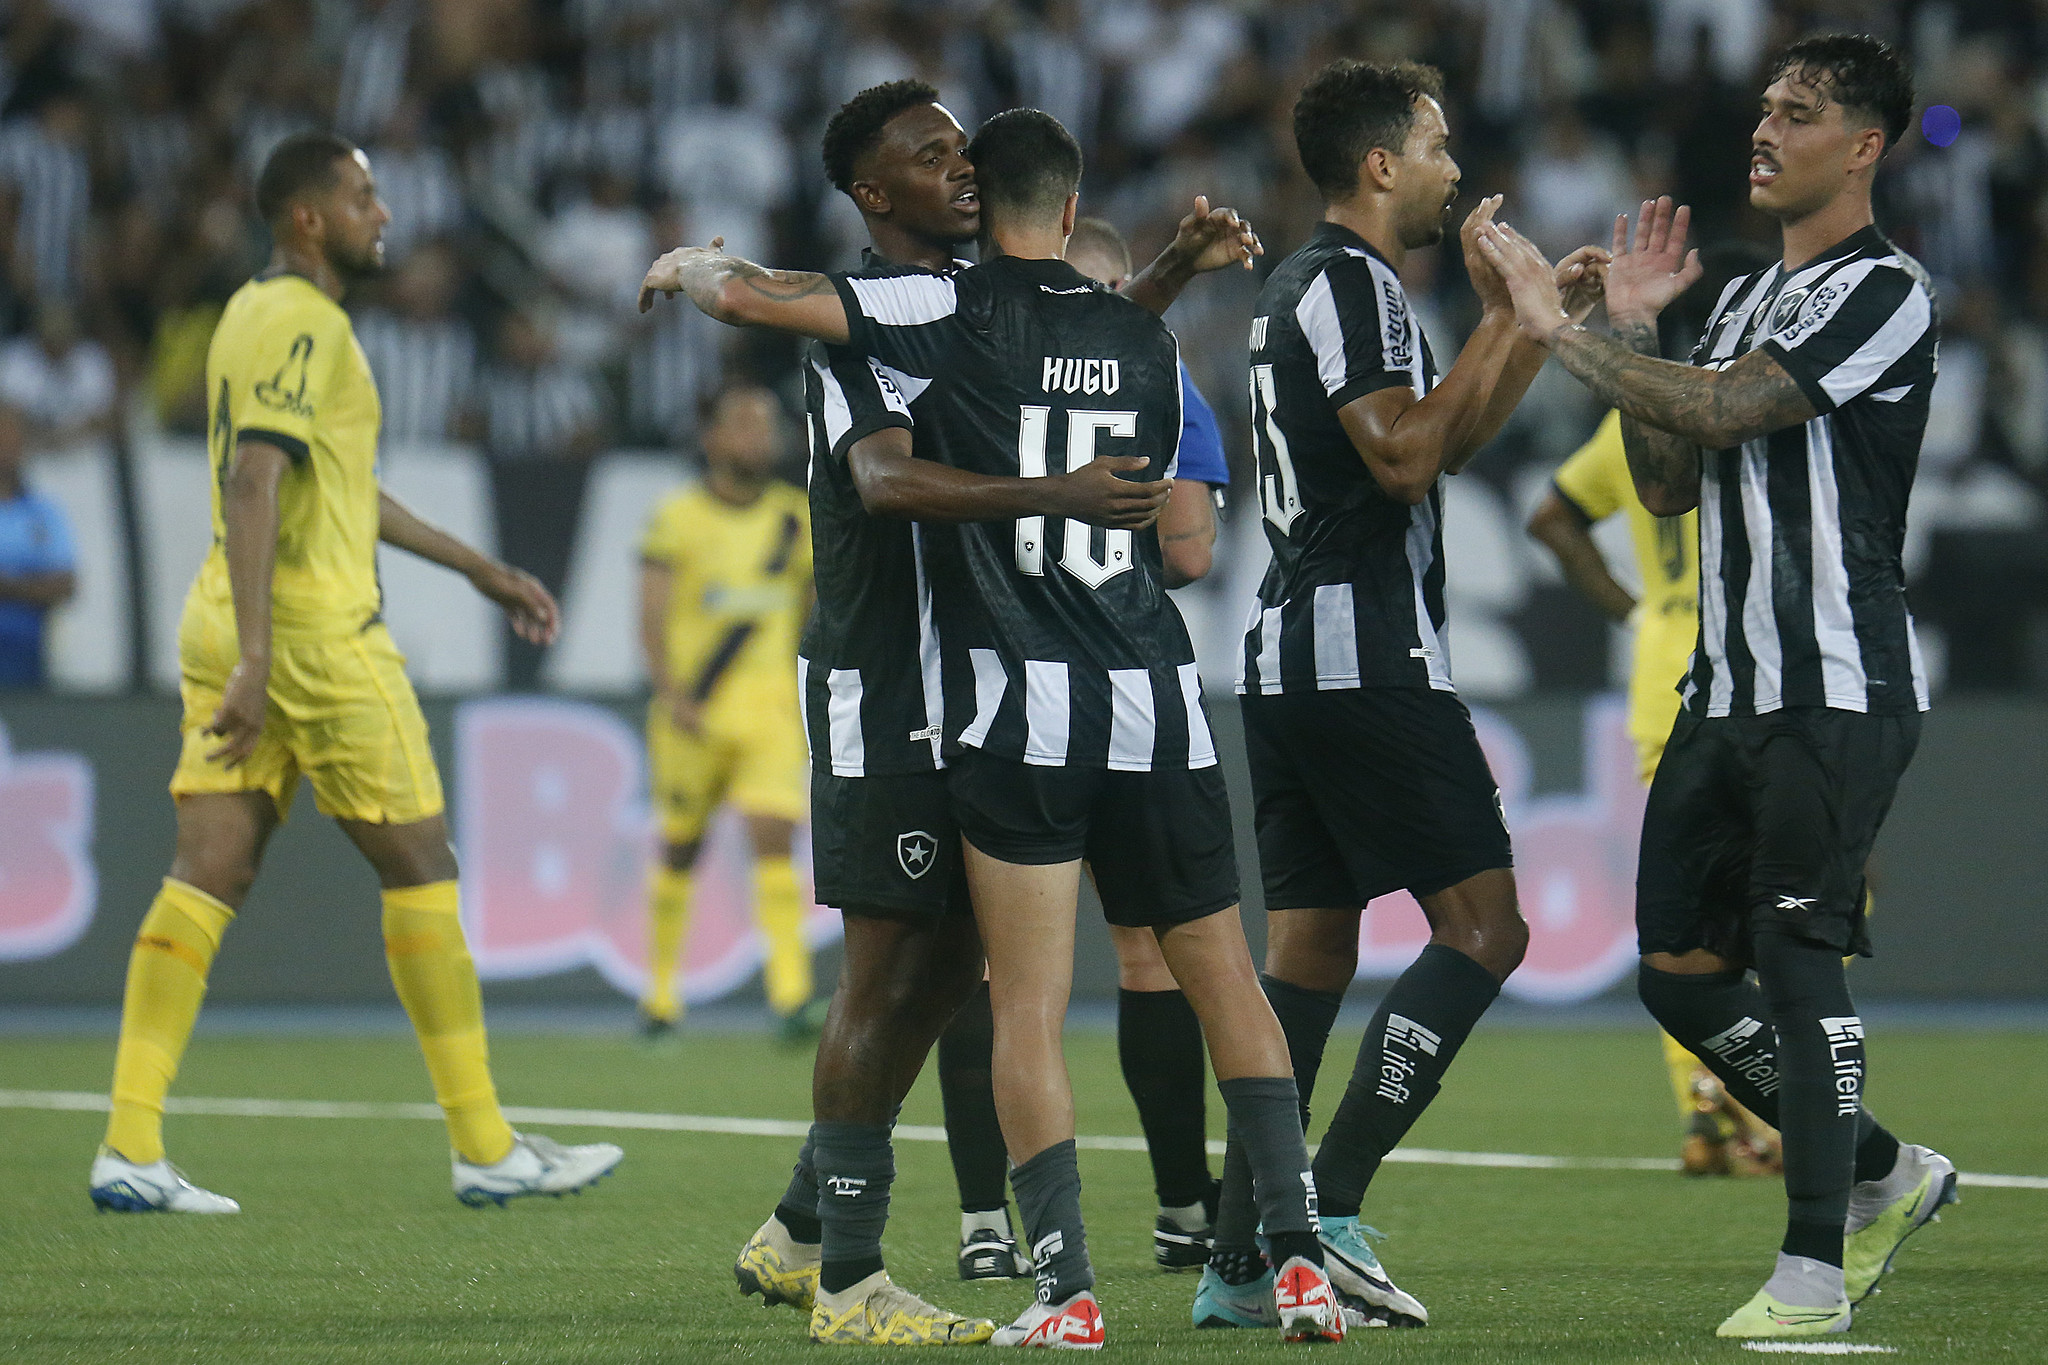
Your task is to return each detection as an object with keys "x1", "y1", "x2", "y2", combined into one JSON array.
[
  {"x1": 1529, "y1": 409, "x2": 1778, "y2": 1175},
  {"x1": 87, "y1": 132, "x2": 622, "y2": 1214},
  {"x1": 638, "y1": 383, "x2": 815, "y2": 1040}
]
